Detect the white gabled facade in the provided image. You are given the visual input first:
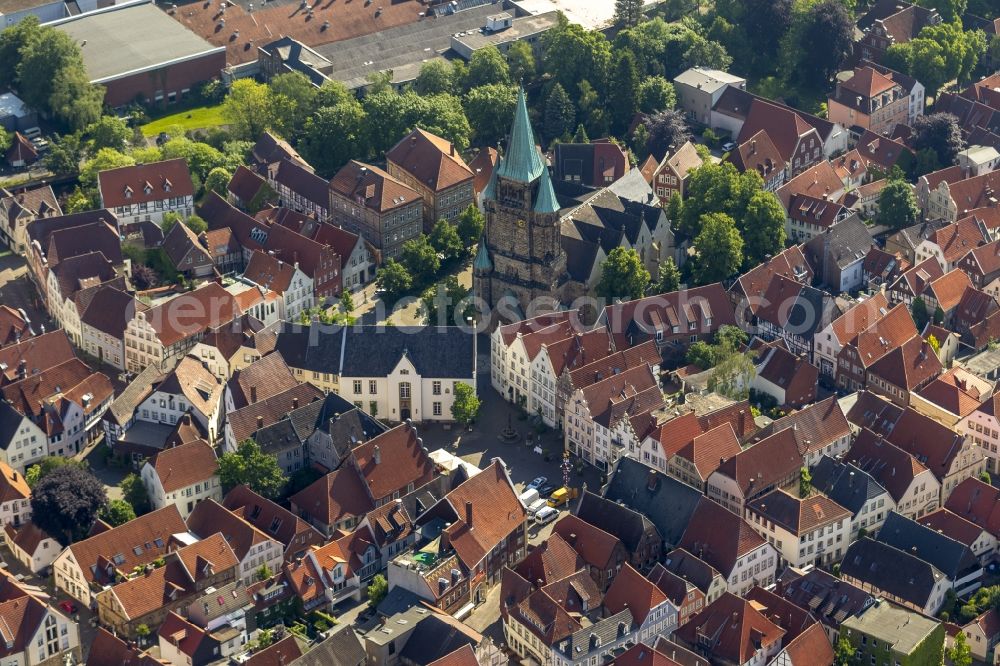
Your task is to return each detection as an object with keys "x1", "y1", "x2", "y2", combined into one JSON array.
[
  {"x1": 140, "y1": 461, "x2": 222, "y2": 520},
  {"x1": 0, "y1": 408, "x2": 48, "y2": 473},
  {"x1": 341, "y1": 355, "x2": 474, "y2": 423}
]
